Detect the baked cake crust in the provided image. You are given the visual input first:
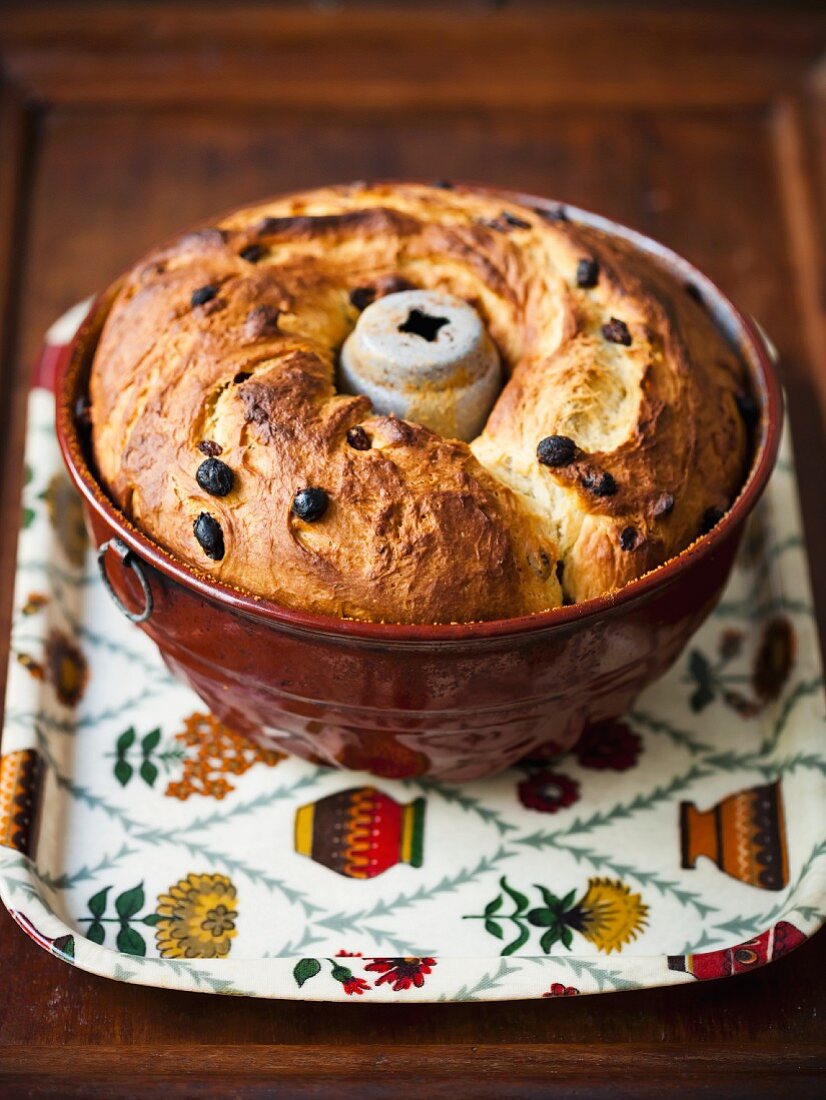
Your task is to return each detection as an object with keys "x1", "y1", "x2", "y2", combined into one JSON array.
[{"x1": 89, "y1": 183, "x2": 749, "y2": 623}]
